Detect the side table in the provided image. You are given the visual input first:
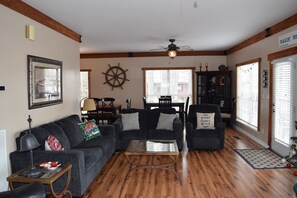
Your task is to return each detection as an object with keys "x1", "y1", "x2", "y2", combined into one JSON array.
[{"x1": 7, "y1": 163, "x2": 72, "y2": 198}]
